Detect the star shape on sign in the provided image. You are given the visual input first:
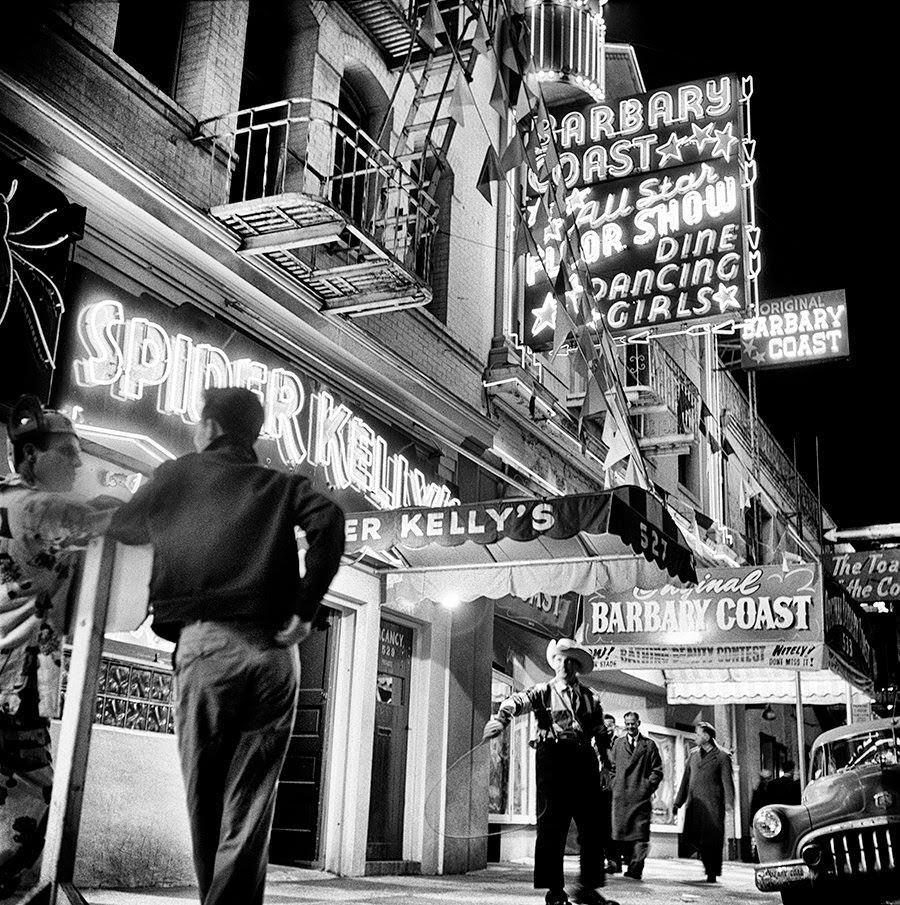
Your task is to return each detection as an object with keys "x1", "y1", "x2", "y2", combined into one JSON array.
[
  {"x1": 743, "y1": 337, "x2": 767, "y2": 365},
  {"x1": 531, "y1": 293, "x2": 557, "y2": 335},
  {"x1": 711, "y1": 122, "x2": 738, "y2": 162},
  {"x1": 711, "y1": 282, "x2": 741, "y2": 313},
  {"x1": 656, "y1": 132, "x2": 685, "y2": 166},
  {"x1": 544, "y1": 216, "x2": 564, "y2": 245},
  {"x1": 689, "y1": 122, "x2": 716, "y2": 155},
  {"x1": 525, "y1": 196, "x2": 543, "y2": 228},
  {"x1": 564, "y1": 186, "x2": 592, "y2": 216}
]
